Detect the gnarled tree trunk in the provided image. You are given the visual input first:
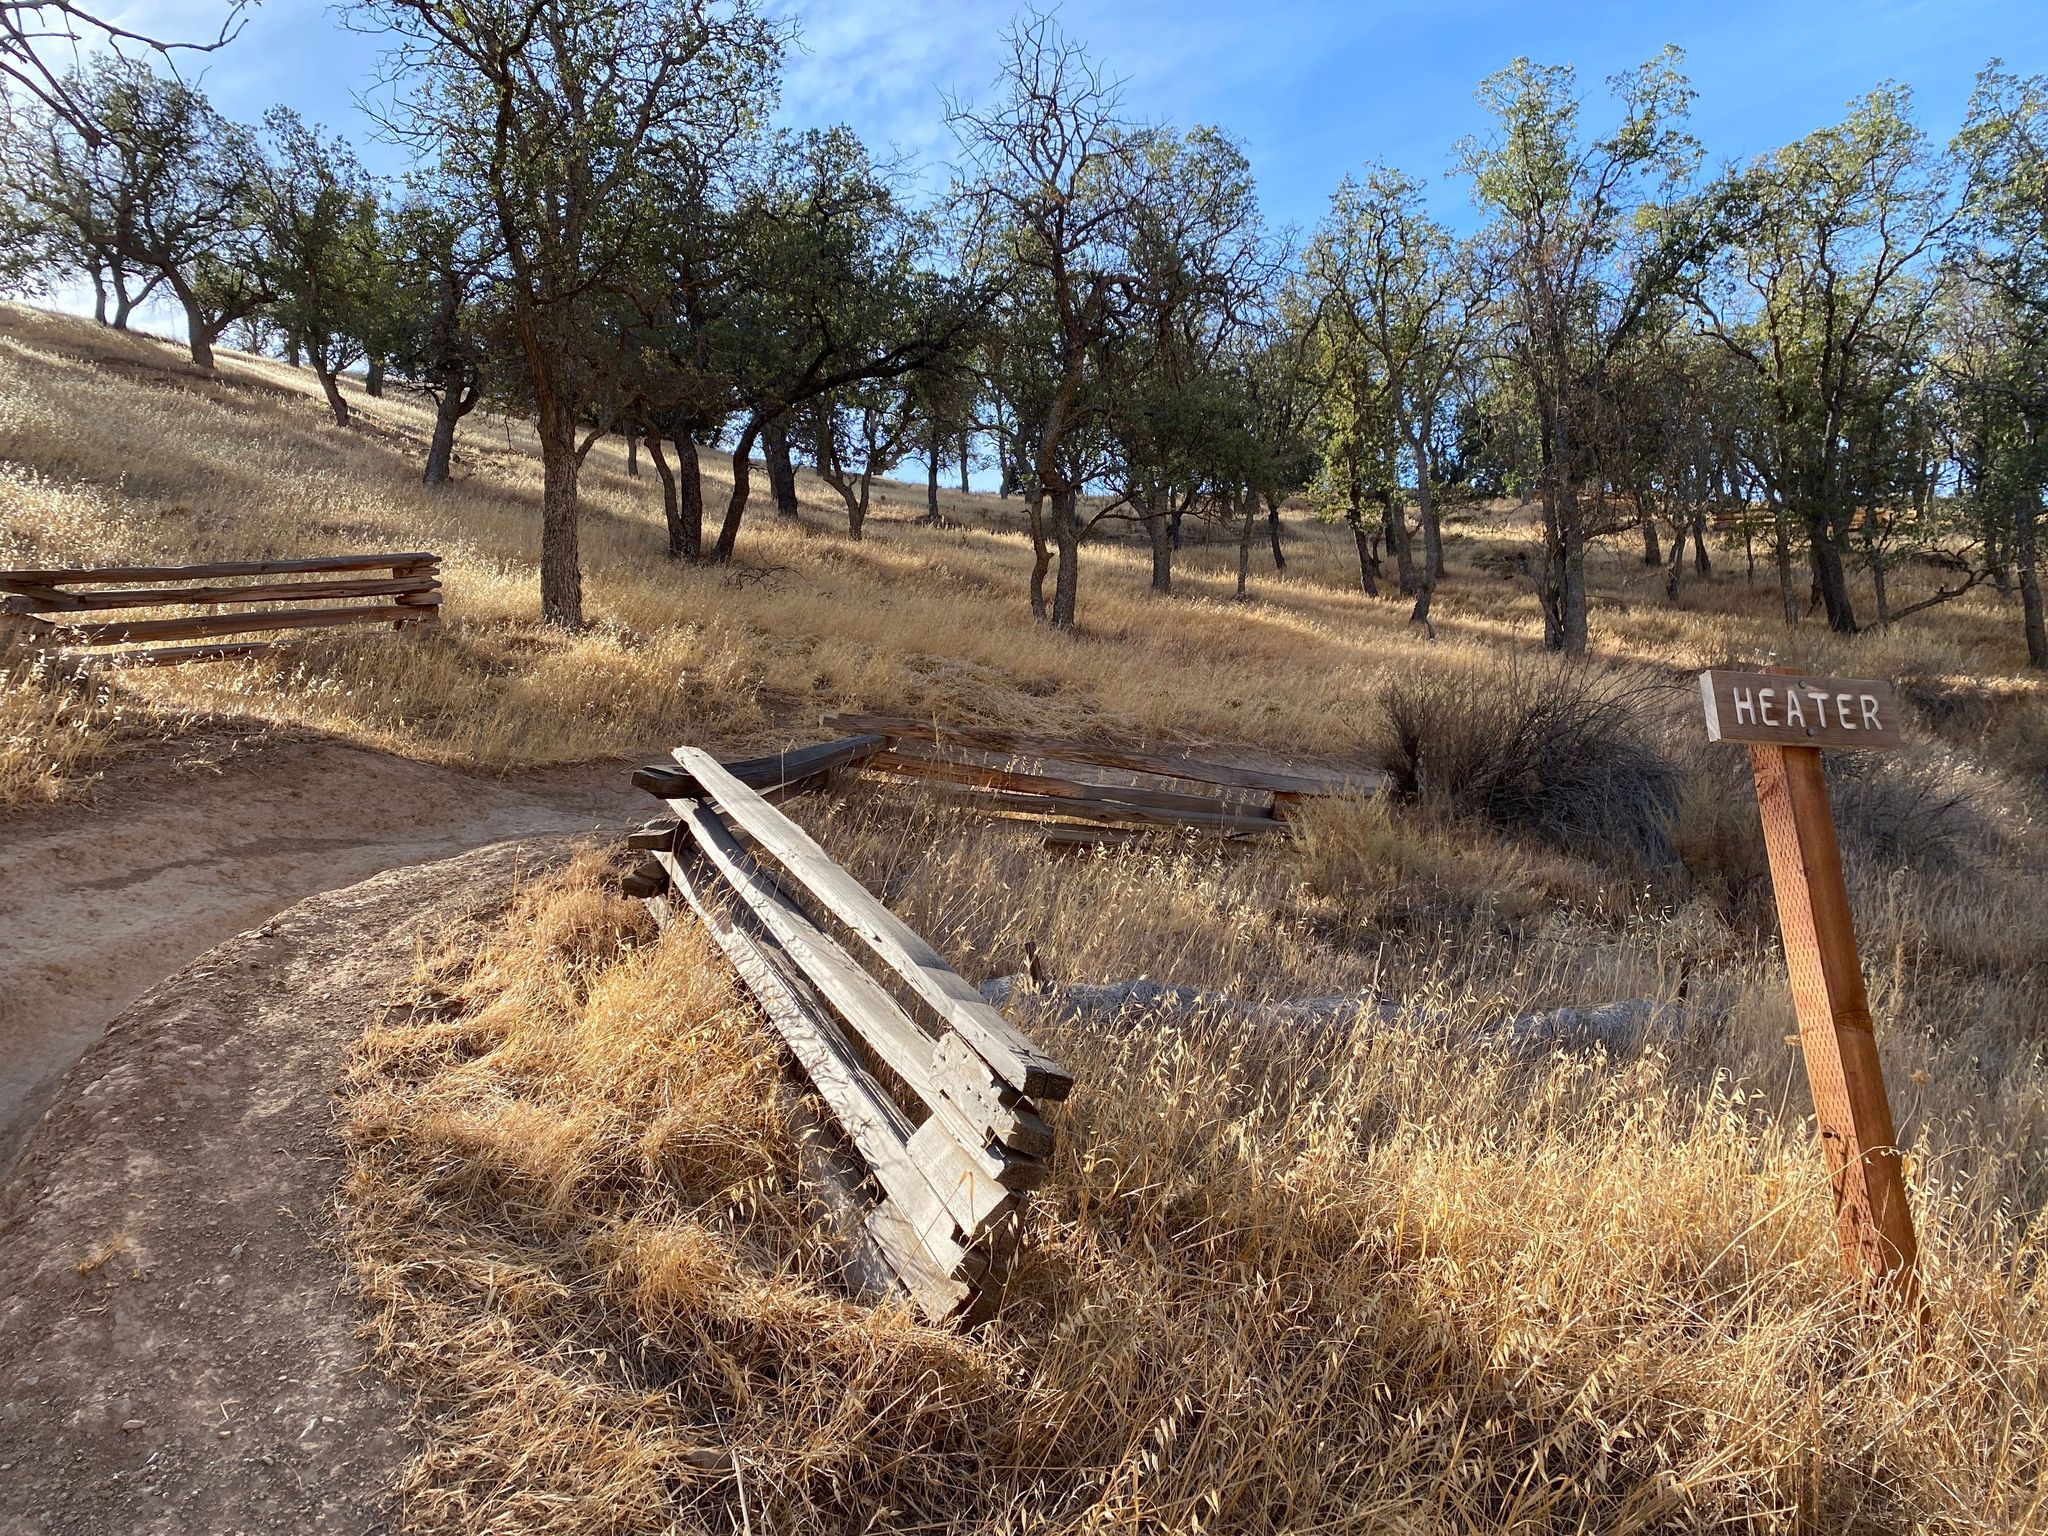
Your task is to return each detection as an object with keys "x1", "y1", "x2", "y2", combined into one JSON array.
[
  {"x1": 1050, "y1": 488, "x2": 1081, "y2": 629},
  {"x1": 763, "y1": 414, "x2": 800, "y2": 519},
  {"x1": 536, "y1": 404, "x2": 583, "y2": 628}
]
